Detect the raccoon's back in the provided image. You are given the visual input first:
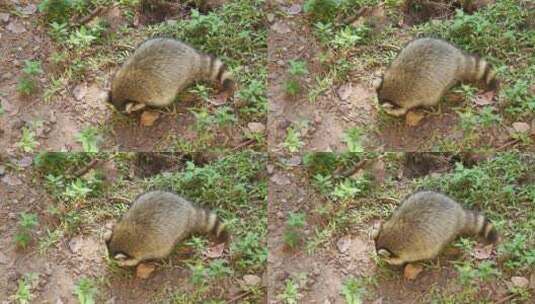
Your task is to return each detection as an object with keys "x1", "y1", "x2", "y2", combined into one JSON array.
[
  {"x1": 111, "y1": 39, "x2": 202, "y2": 106},
  {"x1": 389, "y1": 39, "x2": 462, "y2": 91},
  {"x1": 393, "y1": 191, "x2": 465, "y2": 245},
  {"x1": 125, "y1": 191, "x2": 196, "y2": 242}
]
